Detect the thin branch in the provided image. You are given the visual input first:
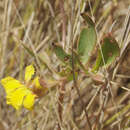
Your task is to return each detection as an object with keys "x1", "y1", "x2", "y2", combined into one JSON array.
[{"x1": 71, "y1": 44, "x2": 92, "y2": 130}]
